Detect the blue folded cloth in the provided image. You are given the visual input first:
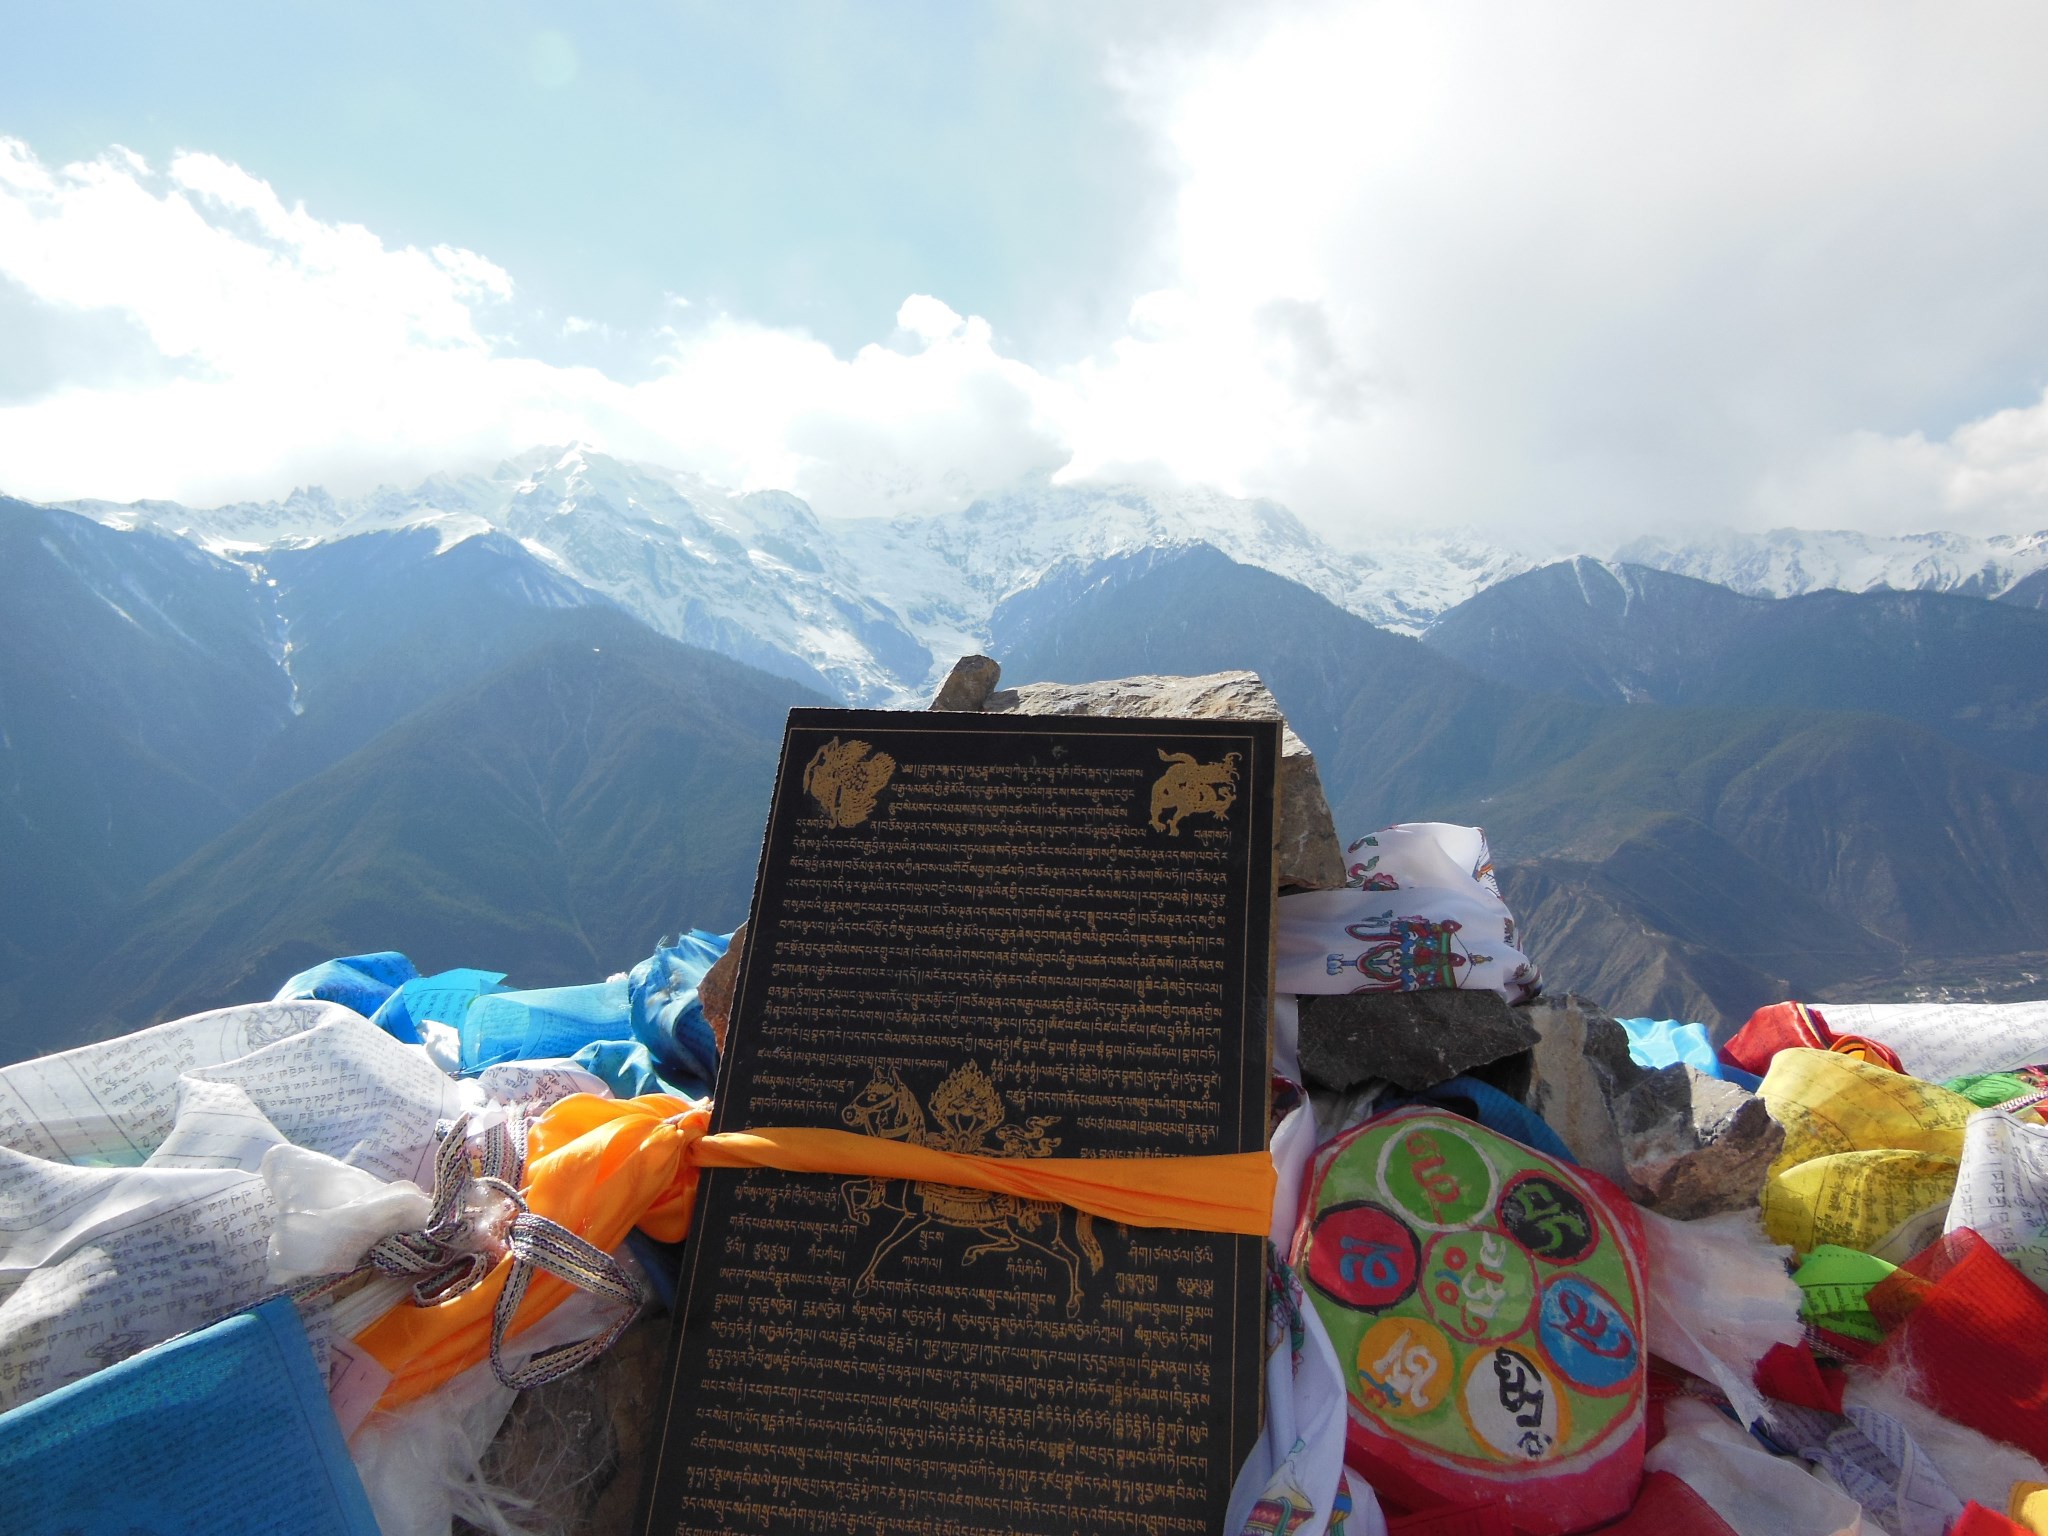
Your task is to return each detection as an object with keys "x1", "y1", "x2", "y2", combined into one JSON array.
[
  {"x1": 572, "y1": 1038, "x2": 672, "y2": 1098},
  {"x1": 272, "y1": 951, "x2": 420, "y2": 1018},
  {"x1": 267, "y1": 929, "x2": 732, "y2": 1097},
  {"x1": 369, "y1": 967, "x2": 510, "y2": 1045},
  {"x1": 462, "y1": 976, "x2": 632, "y2": 1070},
  {"x1": 627, "y1": 930, "x2": 729, "y2": 1092},
  {"x1": 0, "y1": 1297, "x2": 379, "y2": 1535}
]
